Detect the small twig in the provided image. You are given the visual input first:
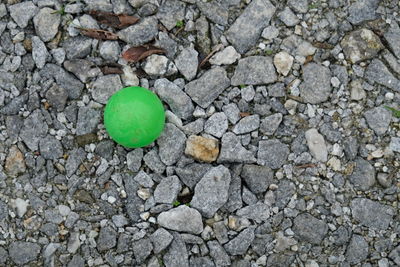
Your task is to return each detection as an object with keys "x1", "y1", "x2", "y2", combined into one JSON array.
[
  {"x1": 295, "y1": 163, "x2": 317, "y2": 169},
  {"x1": 198, "y1": 44, "x2": 224, "y2": 69}
]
